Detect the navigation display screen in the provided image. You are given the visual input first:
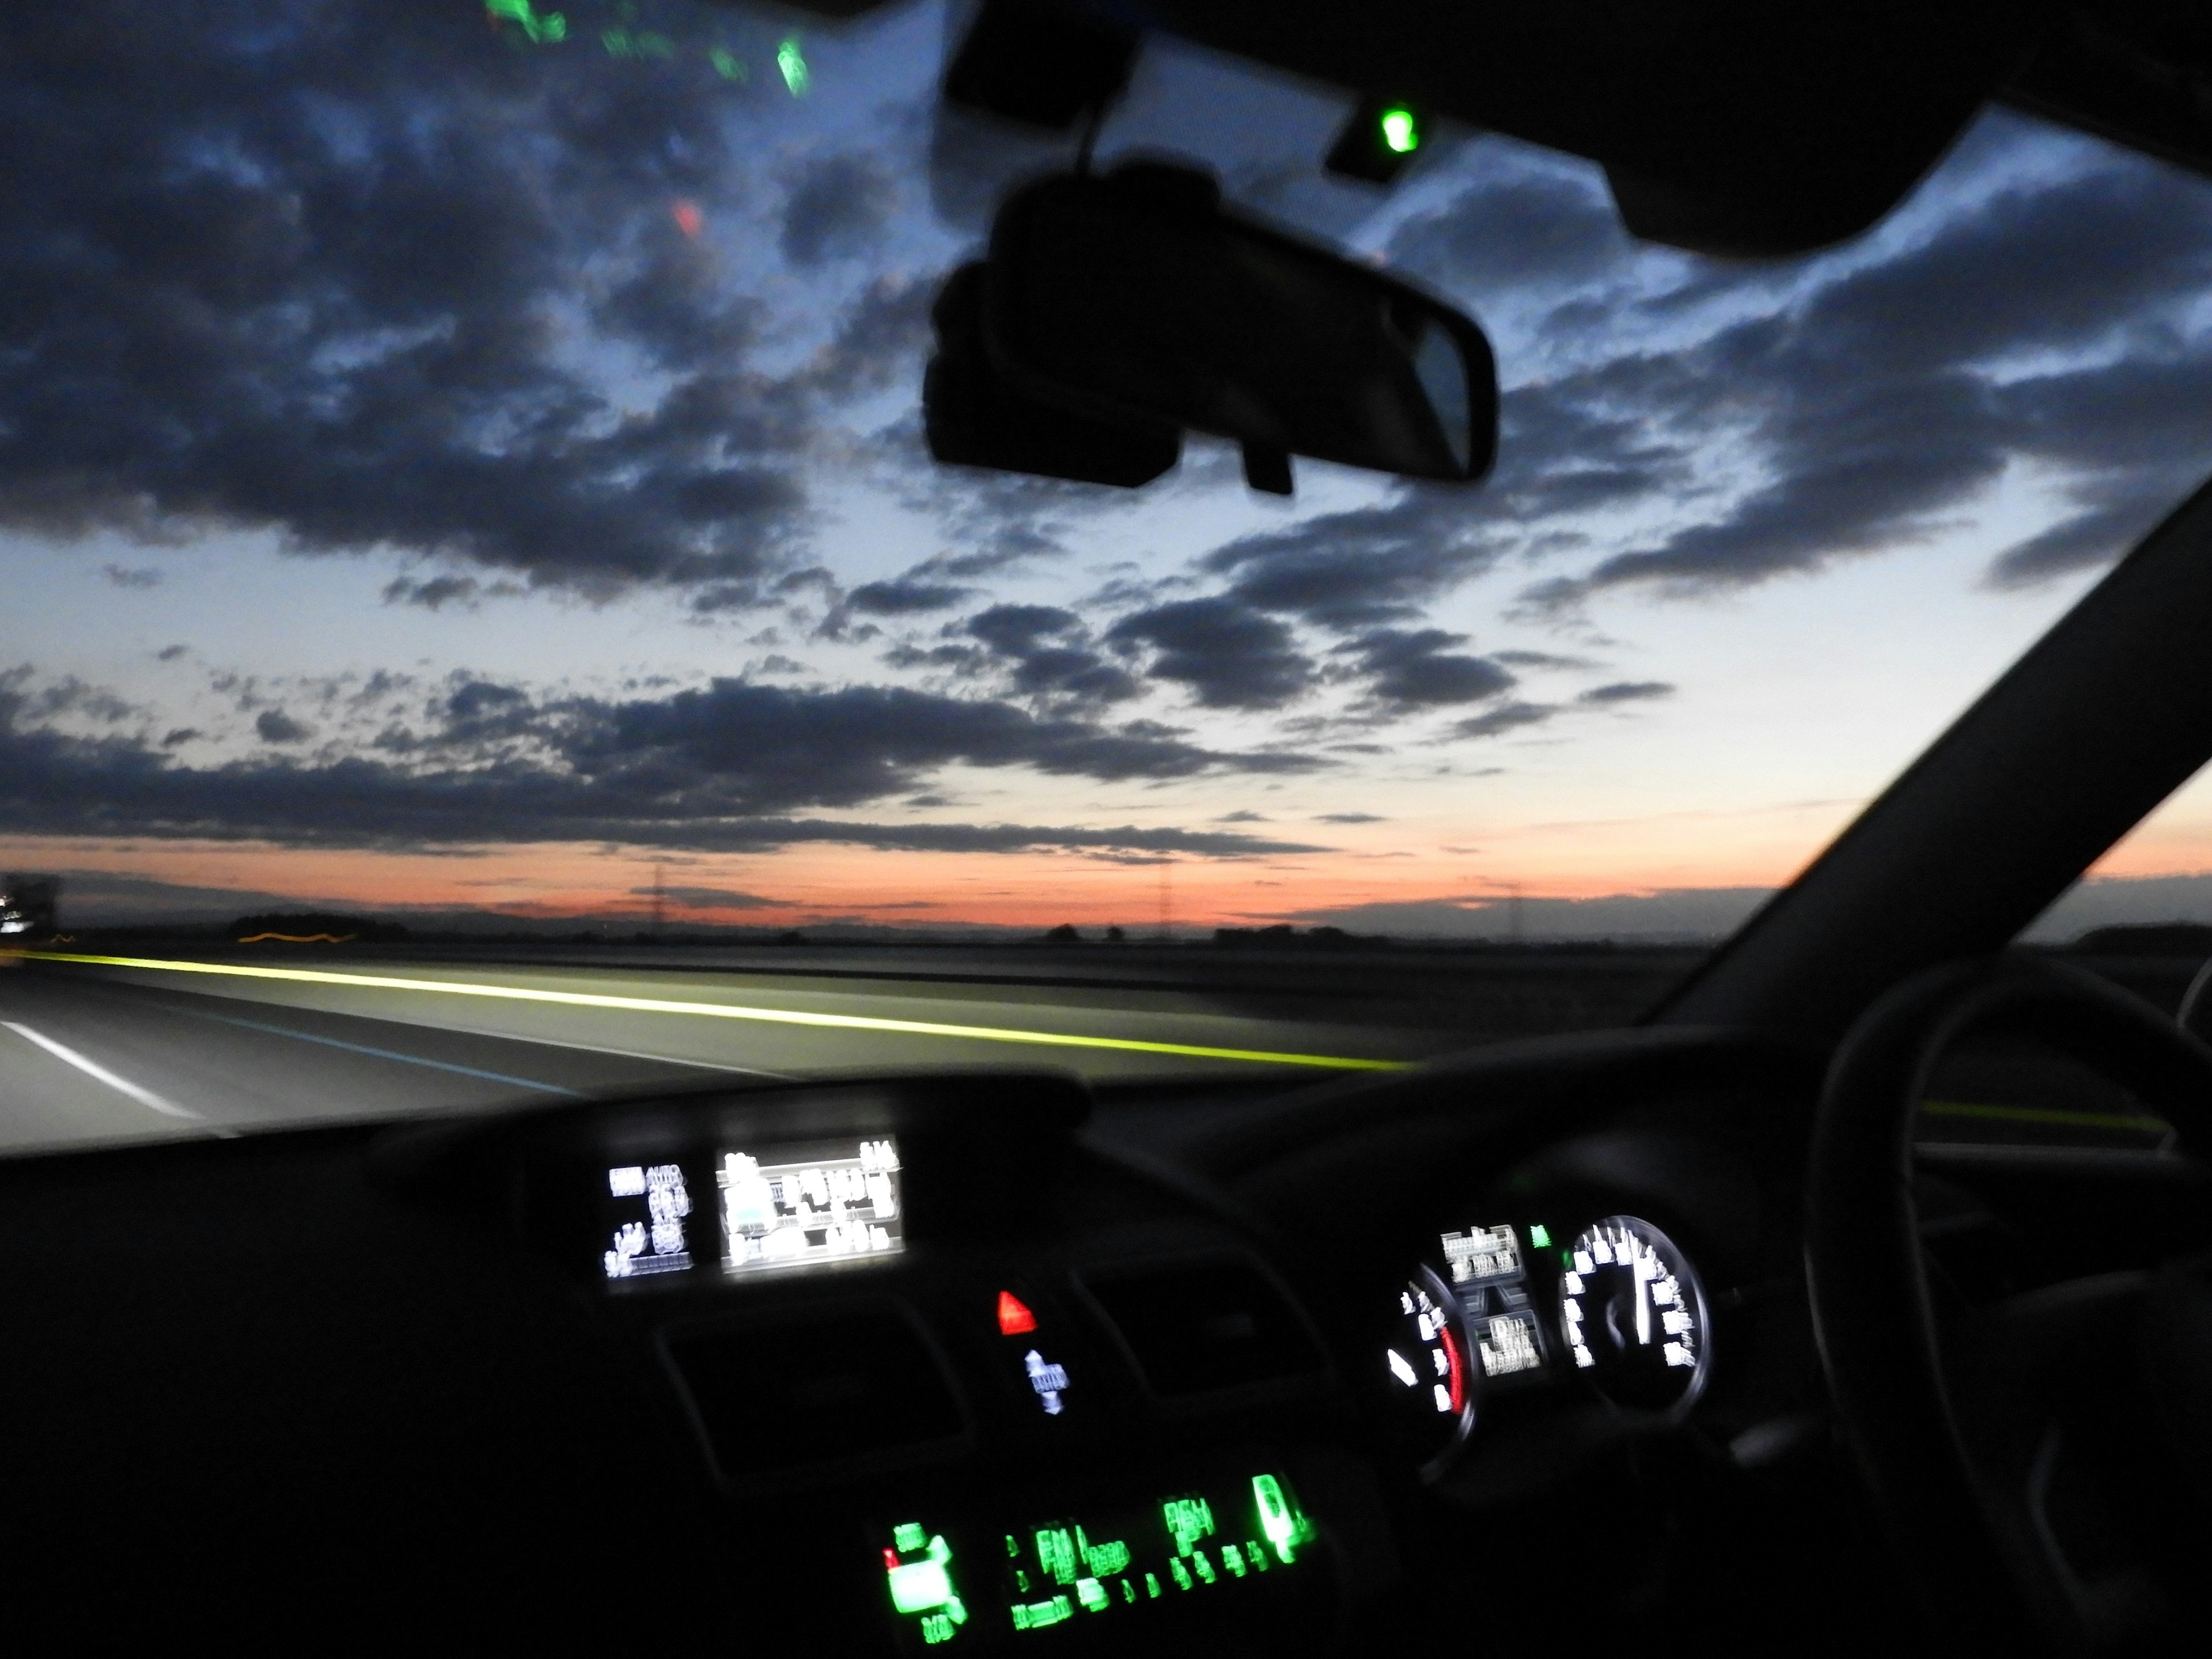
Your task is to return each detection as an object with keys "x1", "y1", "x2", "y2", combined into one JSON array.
[{"x1": 720, "y1": 1135, "x2": 904, "y2": 1274}]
